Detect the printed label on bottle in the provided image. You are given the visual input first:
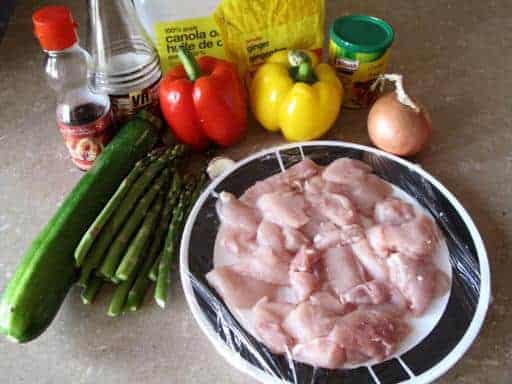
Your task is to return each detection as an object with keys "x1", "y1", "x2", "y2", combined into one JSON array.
[
  {"x1": 110, "y1": 79, "x2": 161, "y2": 124},
  {"x1": 58, "y1": 110, "x2": 114, "y2": 171}
]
